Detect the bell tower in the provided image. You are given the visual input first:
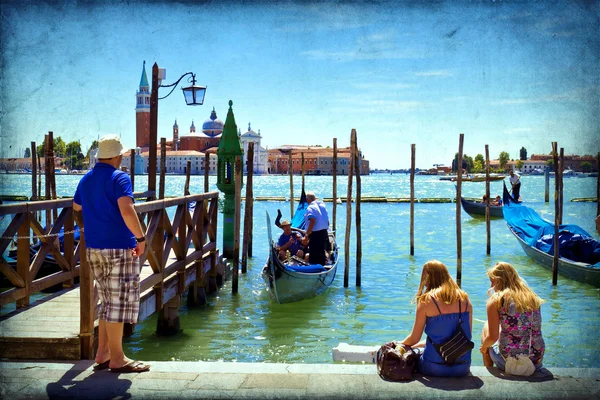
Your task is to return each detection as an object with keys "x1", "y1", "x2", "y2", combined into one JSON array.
[
  {"x1": 136, "y1": 61, "x2": 151, "y2": 149},
  {"x1": 173, "y1": 119, "x2": 179, "y2": 151}
]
